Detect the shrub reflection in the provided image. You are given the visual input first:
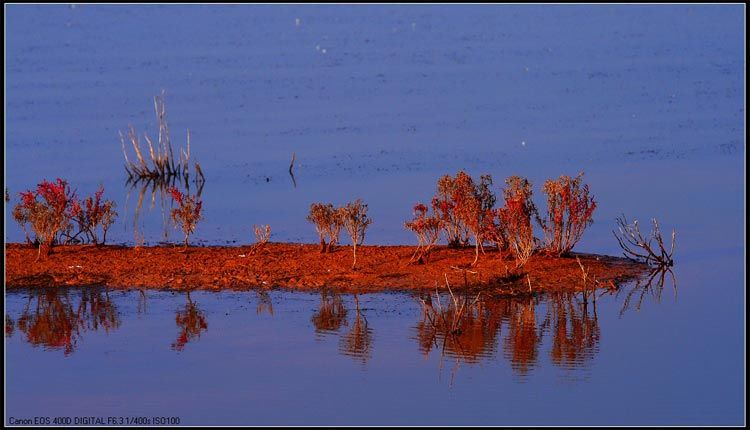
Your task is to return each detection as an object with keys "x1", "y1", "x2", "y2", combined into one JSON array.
[
  {"x1": 172, "y1": 291, "x2": 208, "y2": 351},
  {"x1": 338, "y1": 296, "x2": 373, "y2": 364},
  {"x1": 415, "y1": 291, "x2": 601, "y2": 380},
  {"x1": 11, "y1": 288, "x2": 120, "y2": 355},
  {"x1": 311, "y1": 291, "x2": 348, "y2": 335}
]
